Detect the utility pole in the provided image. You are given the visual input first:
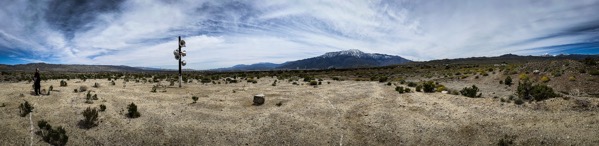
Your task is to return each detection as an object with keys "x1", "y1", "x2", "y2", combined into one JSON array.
[{"x1": 174, "y1": 36, "x2": 186, "y2": 88}]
